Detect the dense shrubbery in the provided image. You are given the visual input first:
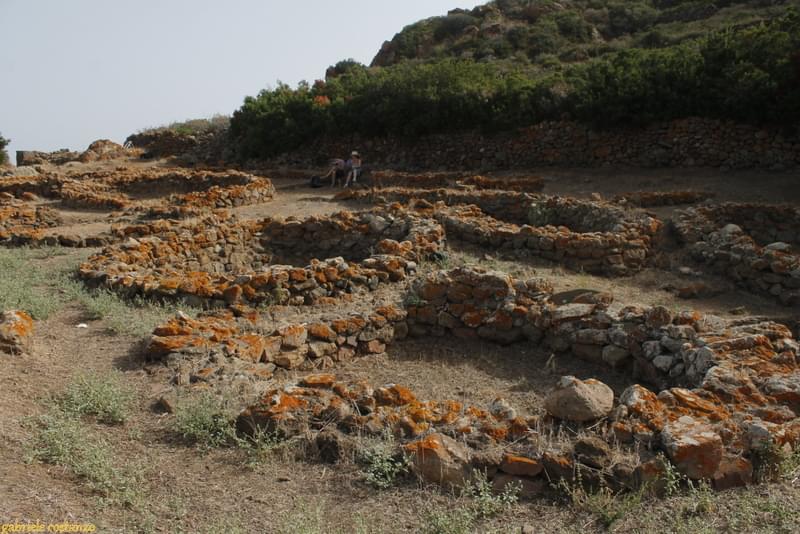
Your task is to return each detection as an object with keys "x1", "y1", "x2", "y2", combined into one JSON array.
[
  {"x1": 230, "y1": 10, "x2": 800, "y2": 159},
  {"x1": 0, "y1": 133, "x2": 9, "y2": 165},
  {"x1": 138, "y1": 115, "x2": 229, "y2": 137}
]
